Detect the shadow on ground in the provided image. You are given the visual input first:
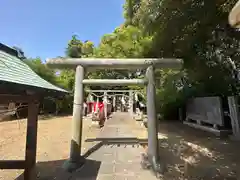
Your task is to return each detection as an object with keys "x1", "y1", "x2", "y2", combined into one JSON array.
[
  {"x1": 85, "y1": 131, "x2": 240, "y2": 179},
  {"x1": 15, "y1": 159, "x2": 101, "y2": 180},
  {"x1": 15, "y1": 137, "x2": 147, "y2": 180},
  {"x1": 157, "y1": 121, "x2": 240, "y2": 180},
  {"x1": 84, "y1": 137, "x2": 148, "y2": 157}
]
